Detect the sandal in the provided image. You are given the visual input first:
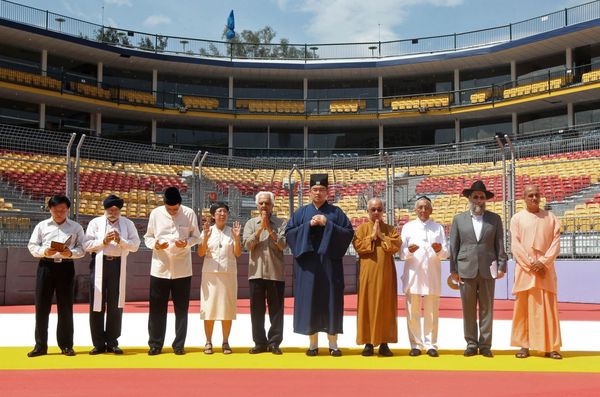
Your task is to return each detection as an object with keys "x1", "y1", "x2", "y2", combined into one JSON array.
[
  {"x1": 203, "y1": 342, "x2": 213, "y2": 355},
  {"x1": 515, "y1": 348, "x2": 530, "y2": 358},
  {"x1": 545, "y1": 351, "x2": 562, "y2": 360},
  {"x1": 222, "y1": 342, "x2": 232, "y2": 355}
]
